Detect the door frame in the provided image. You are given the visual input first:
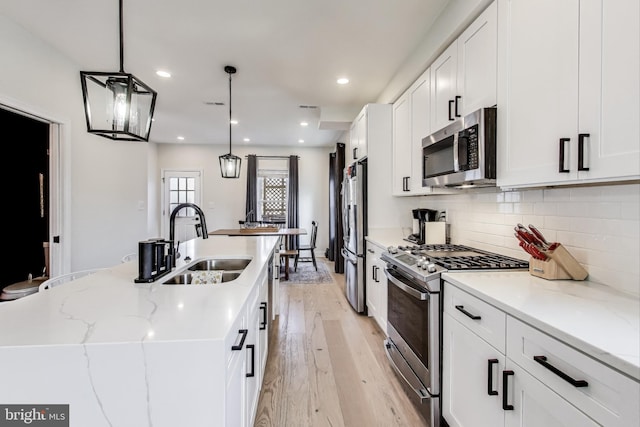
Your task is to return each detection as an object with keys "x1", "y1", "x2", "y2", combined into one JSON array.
[
  {"x1": 0, "y1": 96, "x2": 69, "y2": 277},
  {"x1": 160, "y1": 169, "x2": 204, "y2": 240}
]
